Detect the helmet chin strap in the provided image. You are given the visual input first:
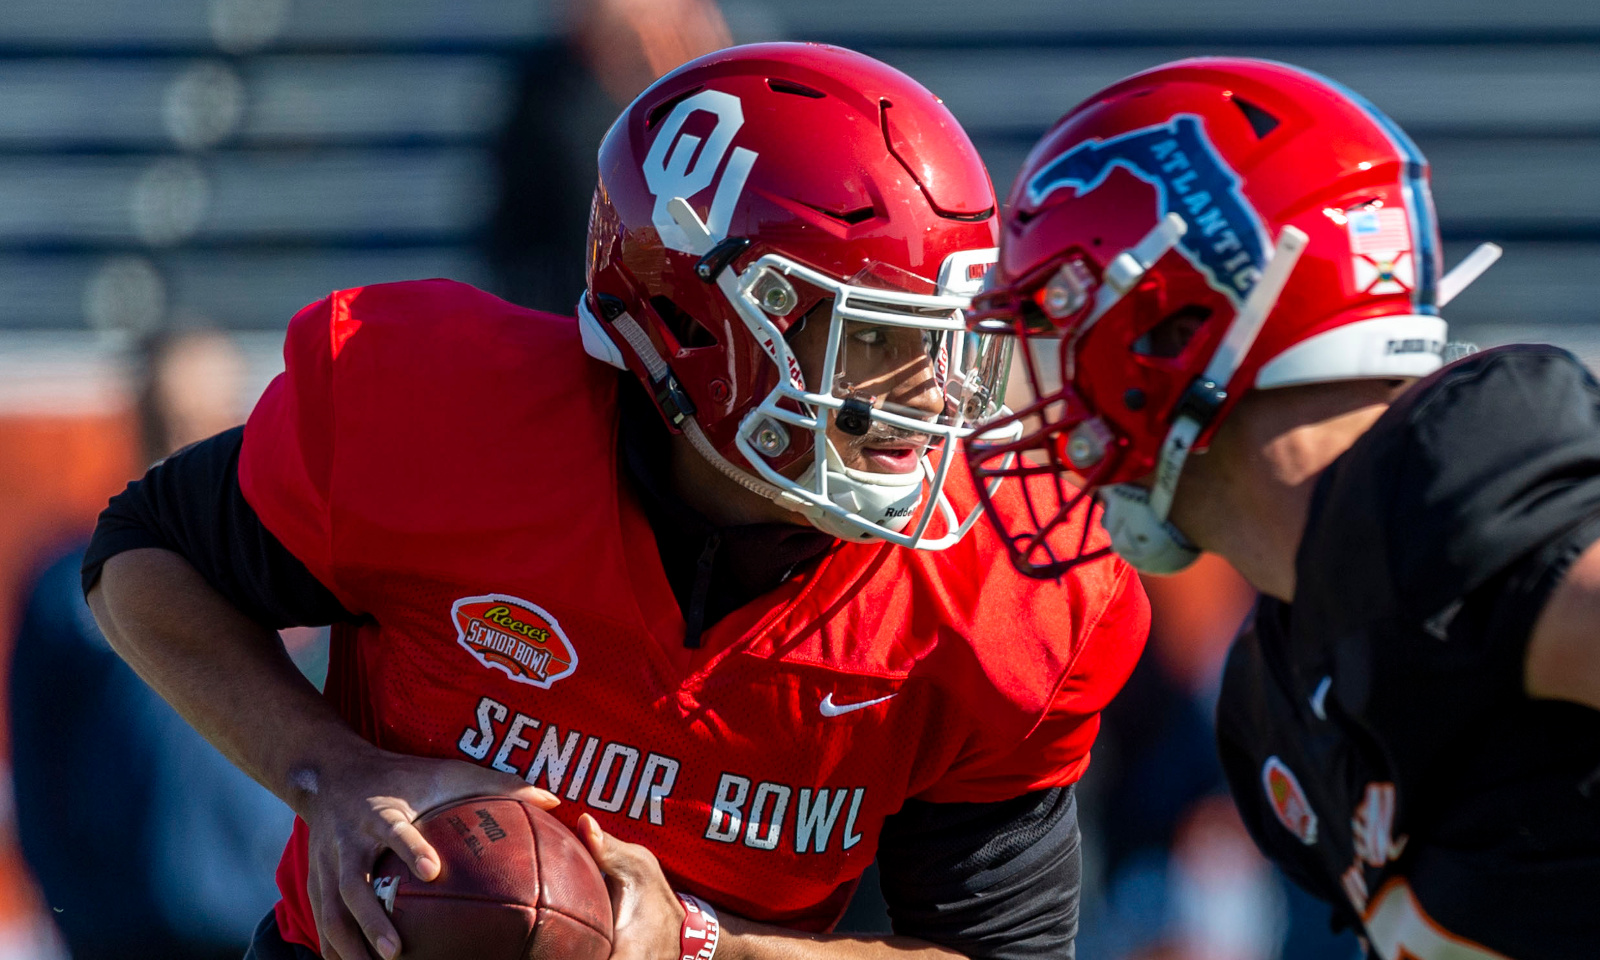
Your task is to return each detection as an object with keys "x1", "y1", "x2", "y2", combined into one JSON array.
[
  {"x1": 652, "y1": 197, "x2": 817, "y2": 520},
  {"x1": 1099, "y1": 485, "x2": 1201, "y2": 575},
  {"x1": 1147, "y1": 225, "x2": 1309, "y2": 521},
  {"x1": 681, "y1": 416, "x2": 821, "y2": 521},
  {"x1": 1103, "y1": 225, "x2": 1309, "y2": 575},
  {"x1": 686, "y1": 413, "x2": 928, "y2": 542}
]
